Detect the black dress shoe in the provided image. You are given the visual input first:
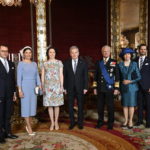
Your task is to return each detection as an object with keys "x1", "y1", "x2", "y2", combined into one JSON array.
[
  {"x1": 68, "y1": 124, "x2": 76, "y2": 130},
  {"x1": 146, "y1": 124, "x2": 150, "y2": 128},
  {"x1": 0, "y1": 138, "x2": 6, "y2": 144},
  {"x1": 95, "y1": 122, "x2": 104, "y2": 129},
  {"x1": 135, "y1": 122, "x2": 143, "y2": 126},
  {"x1": 6, "y1": 134, "x2": 18, "y2": 139},
  {"x1": 78, "y1": 125, "x2": 83, "y2": 130},
  {"x1": 121, "y1": 124, "x2": 127, "y2": 128}
]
